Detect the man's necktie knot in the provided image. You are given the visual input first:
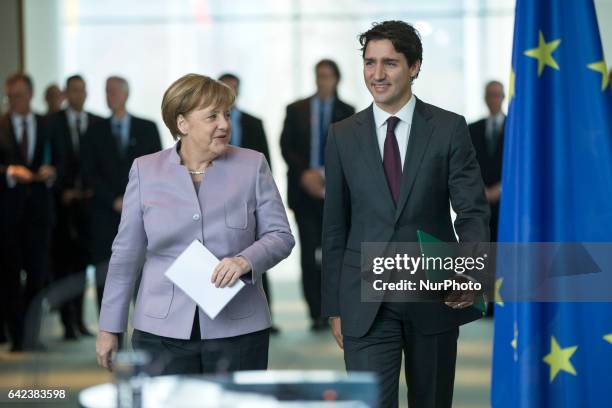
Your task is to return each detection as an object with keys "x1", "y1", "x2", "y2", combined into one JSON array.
[{"x1": 386, "y1": 116, "x2": 400, "y2": 133}]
